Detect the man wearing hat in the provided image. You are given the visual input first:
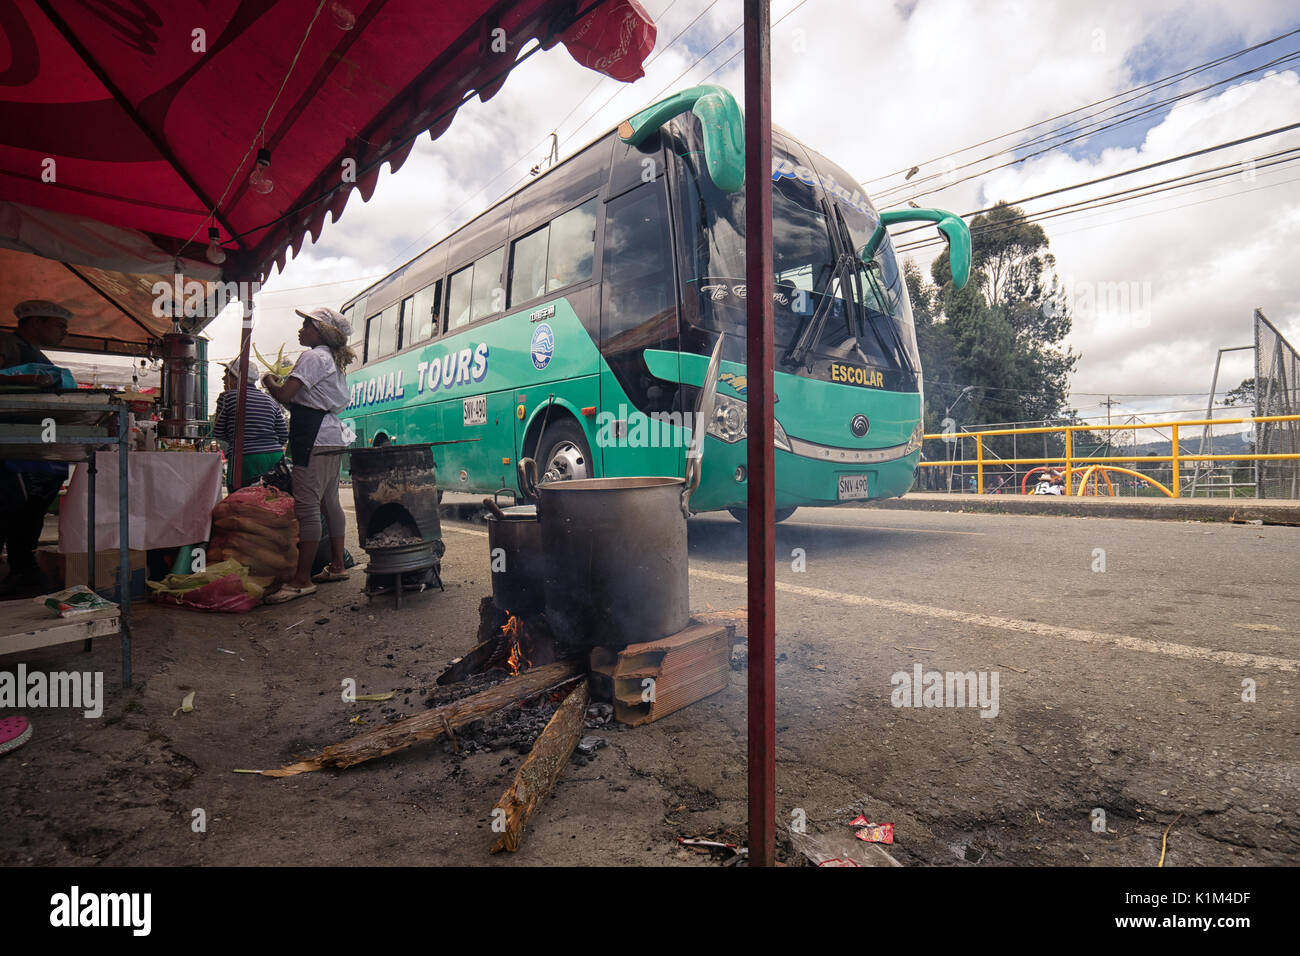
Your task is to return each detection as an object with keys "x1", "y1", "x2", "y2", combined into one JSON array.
[
  {"x1": 0, "y1": 300, "x2": 74, "y2": 595},
  {"x1": 213, "y1": 357, "x2": 288, "y2": 491},
  {"x1": 261, "y1": 307, "x2": 356, "y2": 602},
  {"x1": 1, "y1": 299, "x2": 71, "y2": 368}
]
